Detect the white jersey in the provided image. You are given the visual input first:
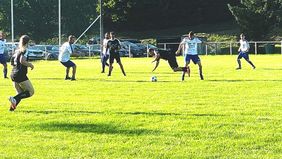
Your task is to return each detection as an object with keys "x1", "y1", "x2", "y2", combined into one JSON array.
[
  {"x1": 103, "y1": 39, "x2": 110, "y2": 55},
  {"x1": 59, "y1": 42, "x2": 73, "y2": 62},
  {"x1": 181, "y1": 37, "x2": 202, "y2": 55},
  {"x1": 239, "y1": 40, "x2": 250, "y2": 53},
  {"x1": 0, "y1": 39, "x2": 6, "y2": 54}
]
